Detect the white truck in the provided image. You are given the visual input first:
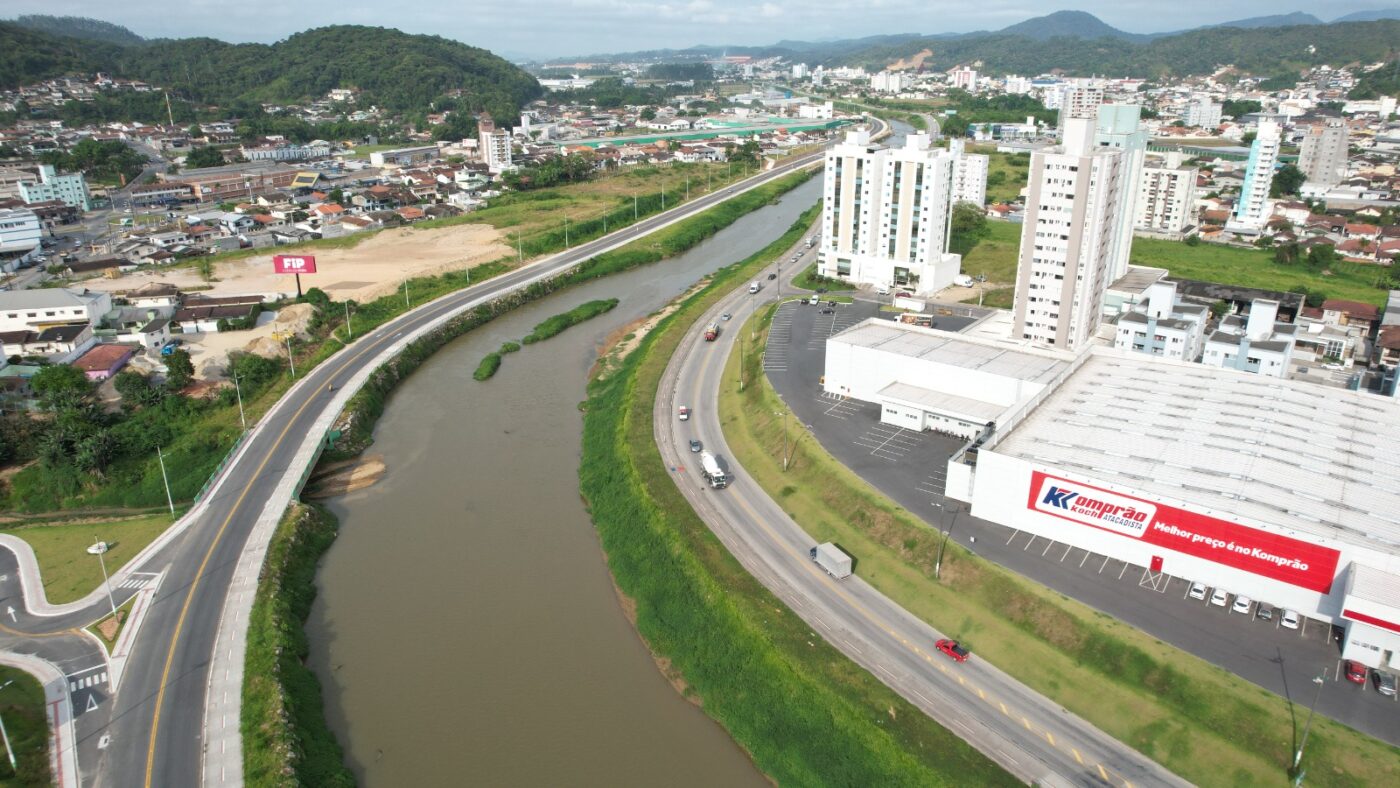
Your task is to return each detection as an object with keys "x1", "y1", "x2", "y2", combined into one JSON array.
[
  {"x1": 809, "y1": 542, "x2": 853, "y2": 579},
  {"x1": 699, "y1": 451, "x2": 729, "y2": 488},
  {"x1": 749, "y1": 281, "x2": 761, "y2": 294}
]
